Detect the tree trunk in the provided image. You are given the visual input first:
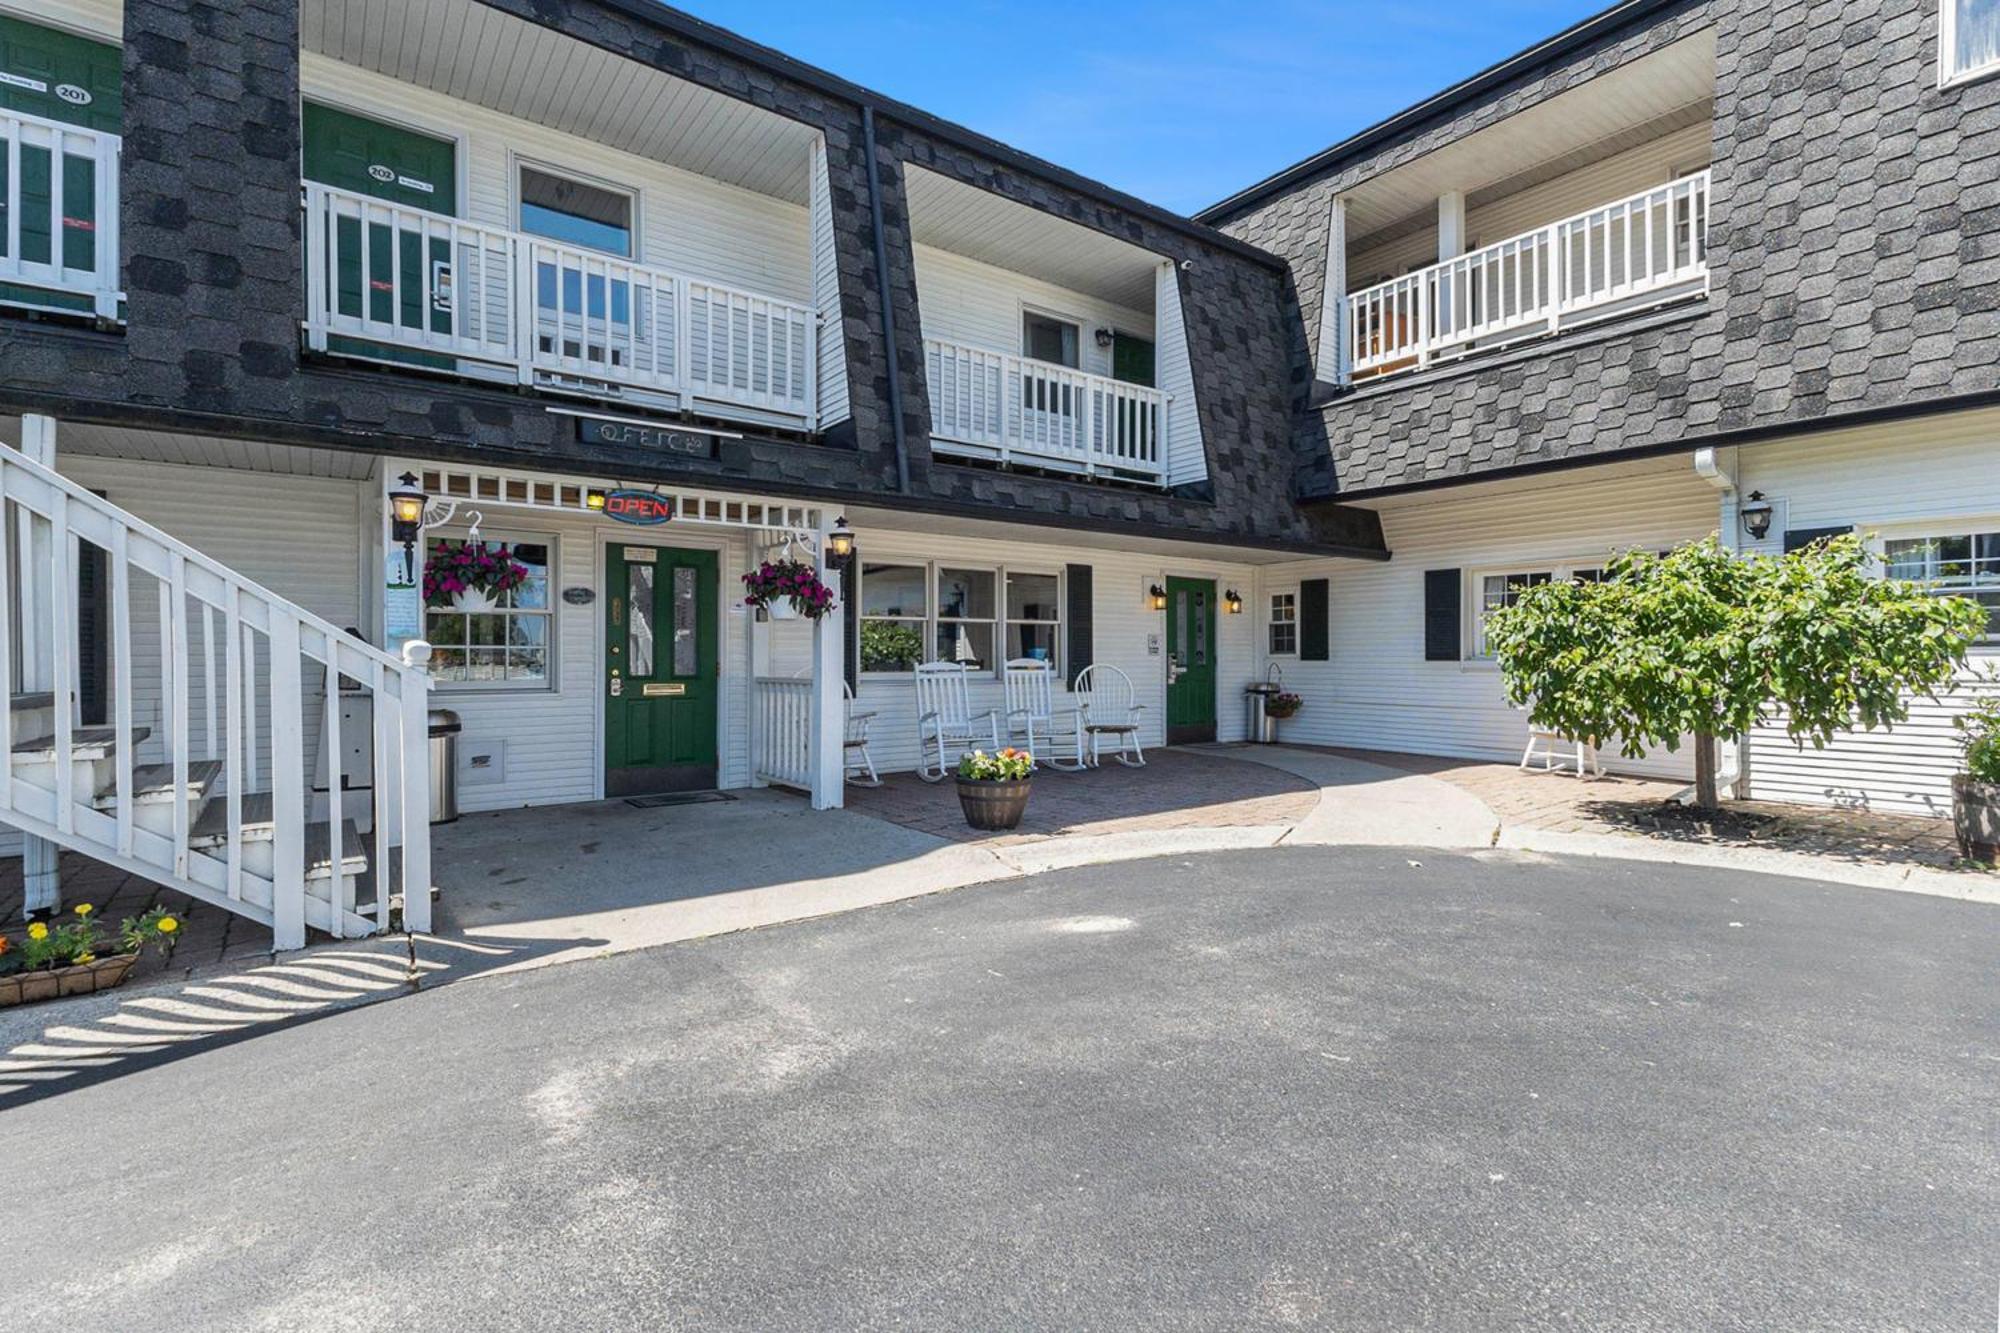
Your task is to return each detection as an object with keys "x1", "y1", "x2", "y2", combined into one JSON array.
[{"x1": 1692, "y1": 730, "x2": 1720, "y2": 811}]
